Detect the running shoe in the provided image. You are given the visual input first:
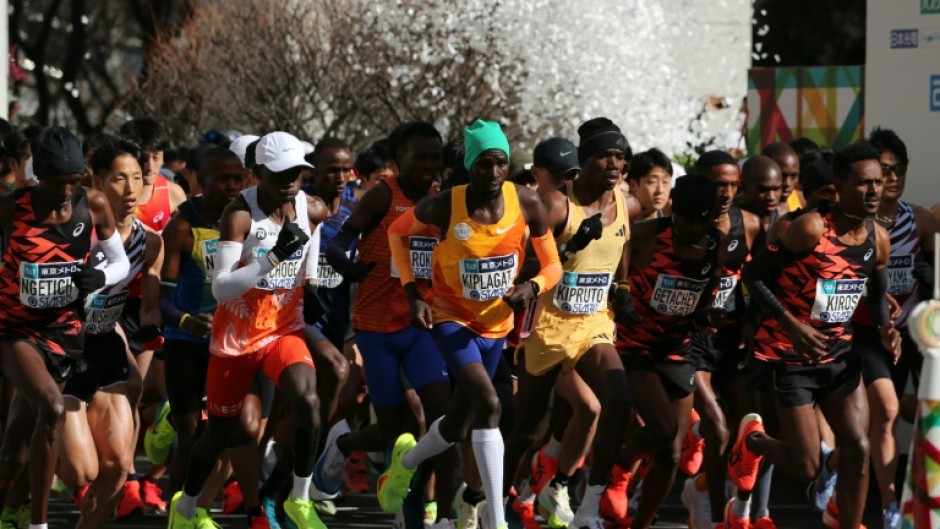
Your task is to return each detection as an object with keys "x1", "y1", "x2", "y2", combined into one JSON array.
[
  {"x1": 168, "y1": 491, "x2": 196, "y2": 529},
  {"x1": 808, "y1": 443, "x2": 837, "y2": 513},
  {"x1": 250, "y1": 507, "x2": 274, "y2": 529},
  {"x1": 377, "y1": 433, "x2": 418, "y2": 514},
  {"x1": 722, "y1": 499, "x2": 750, "y2": 529},
  {"x1": 424, "y1": 501, "x2": 438, "y2": 528},
  {"x1": 510, "y1": 496, "x2": 540, "y2": 529},
  {"x1": 223, "y1": 480, "x2": 245, "y2": 514},
  {"x1": 314, "y1": 419, "x2": 350, "y2": 496},
  {"x1": 882, "y1": 501, "x2": 900, "y2": 529},
  {"x1": 568, "y1": 512, "x2": 606, "y2": 529},
  {"x1": 600, "y1": 463, "x2": 631, "y2": 521},
  {"x1": 529, "y1": 447, "x2": 559, "y2": 496},
  {"x1": 681, "y1": 477, "x2": 712, "y2": 529},
  {"x1": 428, "y1": 520, "x2": 456, "y2": 529},
  {"x1": 822, "y1": 497, "x2": 868, "y2": 529},
  {"x1": 680, "y1": 408, "x2": 706, "y2": 475},
  {"x1": 456, "y1": 495, "x2": 482, "y2": 529},
  {"x1": 261, "y1": 495, "x2": 282, "y2": 529},
  {"x1": 283, "y1": 496, "x2": 327, "y2": 529},
  {"x1": 753, "y1": 516, "x2": 778, "y2": 529},
  {"x1": 727, "y1": 414, "x2": 764, "y2": 493},
  {"x1": 145, "y1": 398, "x2": 176, "y2": 465},
  {"x1": 195, "y1": 507, "x2": 222, "y2": 529},
  {"x1": 115, "y1": 479, "x2": 145, "y2": 519},
  {"x1": 141, "y1": 477, "x2": 168, "y2": 512},
  {"x1": 537, "y1": 482, "x2": 574, "y2": 528},
  {"x1": 74, "y1": 484, "x2": 90, "y2": 510},
  {"x1": 345, "y1": 451, "x2": 370, "y2": 493}
]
